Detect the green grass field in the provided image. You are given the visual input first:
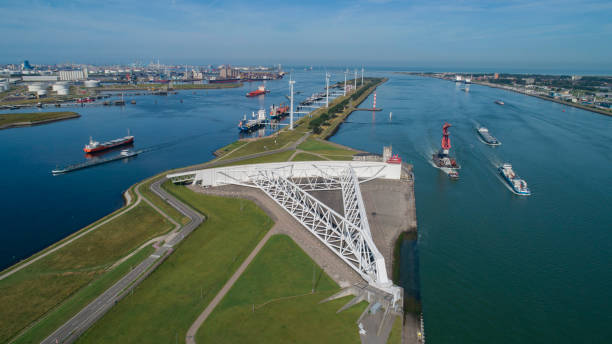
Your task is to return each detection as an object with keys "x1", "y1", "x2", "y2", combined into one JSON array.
[
  {"x1": 291, "y1": 152, "x2": 327, "y2": 161},
  {"x1": 297, "y1": 138, "x2": 356, "y2": 156},
  {"x1": 76, "y1": 183, "x2": 273, "y2": 343},
  {"x1": 0, "y1": 111, "x2": 79, "y2": 128},
  {"x1": 0, "y1": 202, "x2": 171, "y2": 343},
  {"x1": 197, "y1": 234, "x2": 366, "y2": 343},
  {"x1": 217, "y1": 150, "x2": 295, "y2": 167}
]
